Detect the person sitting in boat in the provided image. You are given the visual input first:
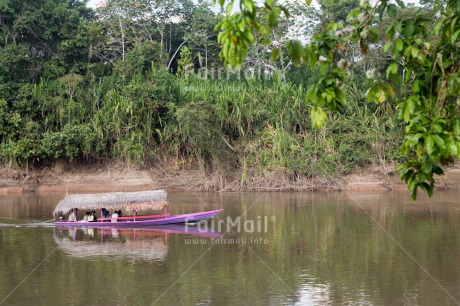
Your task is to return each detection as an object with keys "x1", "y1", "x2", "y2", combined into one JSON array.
[
  {"x1": 83, "y1": 212, "x2": 90, "y2": 222},
  {"x1": 68, "y1": 209, "x2": 77, "y2": 222},
  {"x1": 55, "y1": 212, "x2": 64, "y2": 221},
  {"x1": 87, "y1": 211, "x2": 94, "y2": 222},
  {"x1": 101, "y1": 208, "x2": 108, "y2": 219},
  {"x1": 103, "y1": 209, "x2": 110, "y2": 222},
  {"x1": 111, "y1": 211, "x2": 119, "y2": 222},
  {"x1": 91, "y1": 211, "x2": 98, "y2": 222},
  {"x1": 117, "y1": 210, "x2": 123, "y2": 218}
]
